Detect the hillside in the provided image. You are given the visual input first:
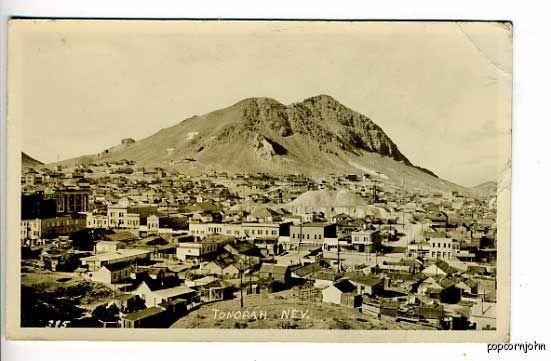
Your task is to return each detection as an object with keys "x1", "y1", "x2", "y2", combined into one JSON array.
[
  {"x1": 472, "y1": 181, "x2": 497, "y2": 196},
  {"x1": 22, "y1": 152, "x2": 43, "y2": 169},
  {"x1": 50, "y1": 95, "x2": 469, "y2": 193}
]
